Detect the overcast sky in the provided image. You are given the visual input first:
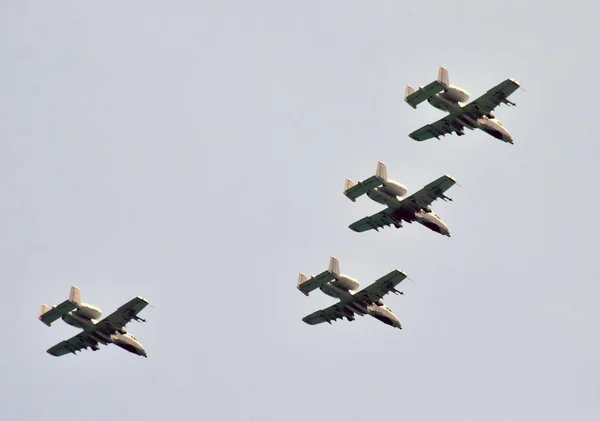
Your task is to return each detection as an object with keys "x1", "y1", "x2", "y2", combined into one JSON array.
[{"x1": 1, "y1": 1, "x2": 599, "y2": 420}]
